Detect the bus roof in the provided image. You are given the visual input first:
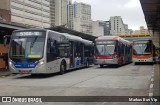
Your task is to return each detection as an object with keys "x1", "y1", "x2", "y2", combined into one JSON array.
[
  {"x1": 13, "y1": 28, "x2": 47, "y2": 32},
  {"x1": 95, "y1": 36, "x2": 131, "y2": 45},
  {"x1": 13, "y1": 29, "x2": 93, "y2": 45},
  {"x1": 96, "y1": 36, "x2": 122, "y2": 40},
  {"x1": 62, "y1": 33, "x2": 93, "y2": 45},
  {"x1": 132, "y1": 39, "x2": 151, "y2": 41}
]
